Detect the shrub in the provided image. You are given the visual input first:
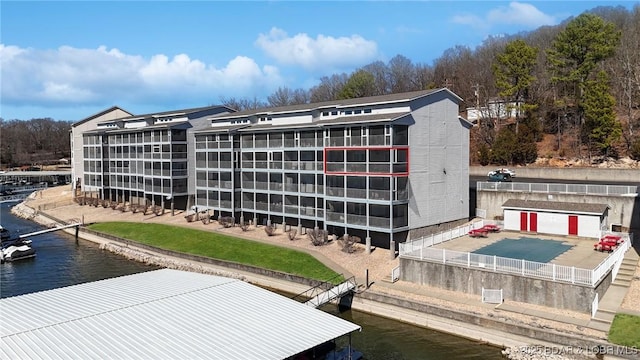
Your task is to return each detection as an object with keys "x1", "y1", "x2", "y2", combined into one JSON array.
[{"x1": 308, "y1": 228, "x2": 328, "y2": 246}]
